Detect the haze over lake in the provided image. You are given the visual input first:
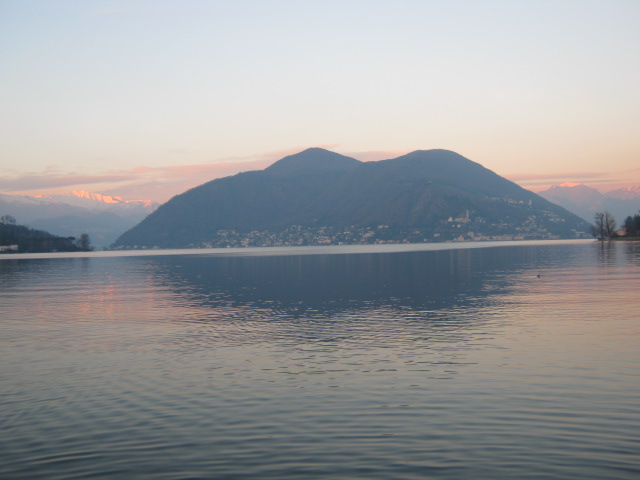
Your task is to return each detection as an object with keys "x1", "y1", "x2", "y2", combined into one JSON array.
[{"x1": 1, "y1": 240, "x2": 639, "y2": 479}]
